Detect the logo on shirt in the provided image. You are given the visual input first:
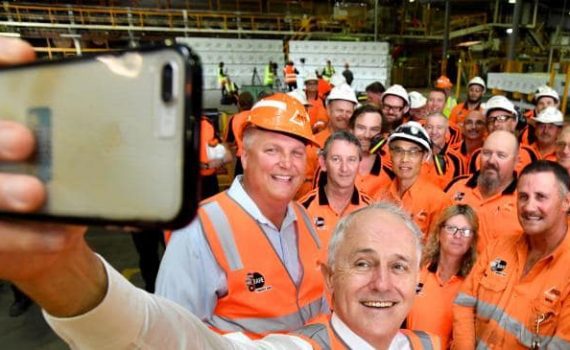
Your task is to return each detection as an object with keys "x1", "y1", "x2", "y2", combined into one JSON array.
[
  {"x1": 246, "y1": 272, "x2": 272, "y2": 293},
  {"x1": 314, "y1": 216, "x2": 326, "y2": 229},
  {"x1": 544, "y1": 287, "x2": 561, "y2": 304},
  {"x1": 453, "y1": 191, "x2": 465, "y2": 202},
  {"x1": 490, "y1": 258, "x2": 507, "y2": 276},
  {"x1": 415, "y1": 282, "x2": 424, "y2": 295}
]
